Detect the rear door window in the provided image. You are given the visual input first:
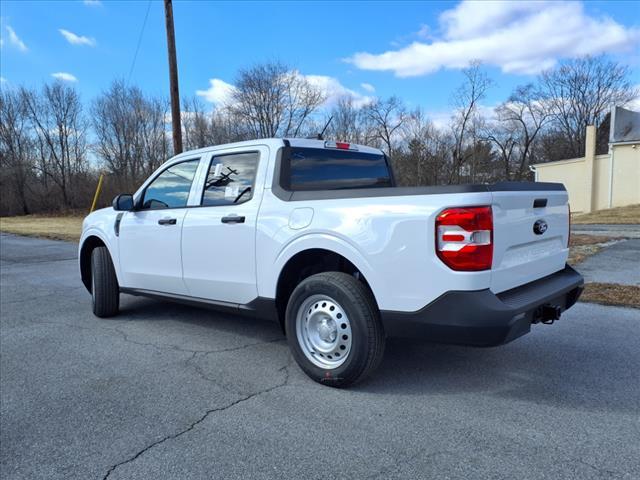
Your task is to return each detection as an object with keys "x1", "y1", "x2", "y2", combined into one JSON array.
[
  {"x1": 285, "y1": 147, "x2": 393, "y2": 191},
  {"x1": 202, "y1": 151, "x2": 259, "y2": 206}
]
